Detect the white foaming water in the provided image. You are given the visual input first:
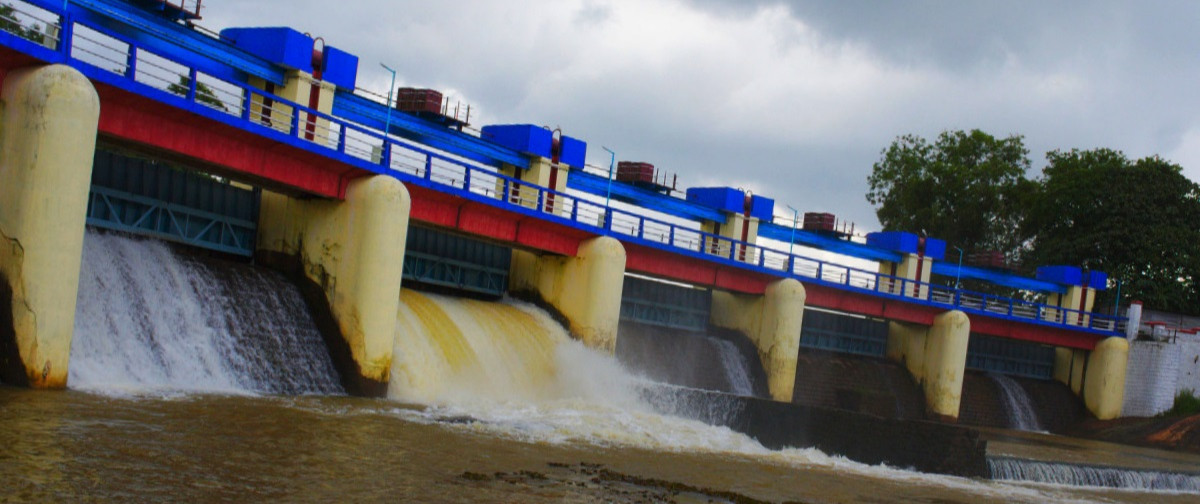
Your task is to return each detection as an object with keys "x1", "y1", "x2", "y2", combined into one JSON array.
[
  {"x1": 989, "y1": 456, "x2": 1200, "y2": 492},
  {"x1": 713, "y1": 338, "x2": 755, "y2": 396},
  {"x1": 383, "y1": 290, "x2": 1114, "y2": 502},
  {"x1": 70, "y1": 231, "x2": 342, "y2": 395},
  {"x1": 990, "y1": 374, "x2": 1043, "y2": 432}
]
